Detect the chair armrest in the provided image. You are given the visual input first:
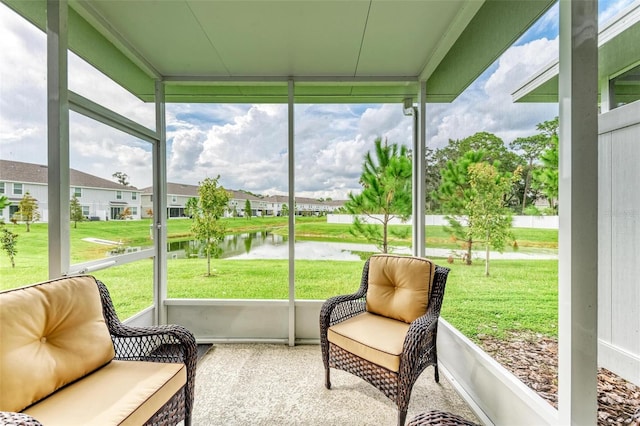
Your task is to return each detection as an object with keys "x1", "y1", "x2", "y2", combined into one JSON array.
[
  {"x1": 95, "y1": 278, "x2": 197, "y2": 418},
  {"x1": 320, "y1": 259, "x2": 372, "y2": 330},
  {"x1": 320, "y1": 289, "x2": 367, "y2": 328},
  {"x1": 399, "y1": 311, "x2": 440, "y2": 377},
  {"x1": 95, "y1": 279, "x2": 197, "y2": 364},
  {"x1": 109, "y1": 322, "x2": 197, "y2": 364},
  {"x1": 319, "y1": 289, "x2": 368, "y2": 370},
  {"x1": 0, "y1": 411, "x2": 43, "y2": 426}
]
